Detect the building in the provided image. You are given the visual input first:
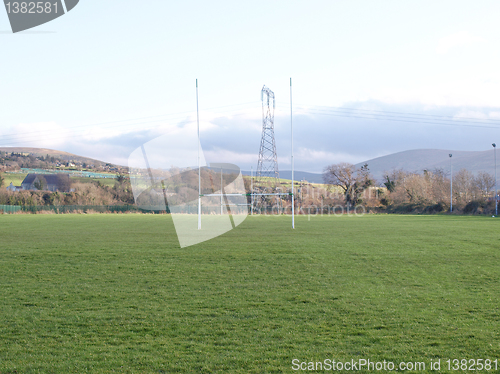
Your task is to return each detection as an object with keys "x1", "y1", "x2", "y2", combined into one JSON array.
[
  {"x1": 6, "y1": 182, "x2": 22, "y2": 192},
  {"x1": 21, "y1": 174, "x2": 71, "y2": 192}
]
